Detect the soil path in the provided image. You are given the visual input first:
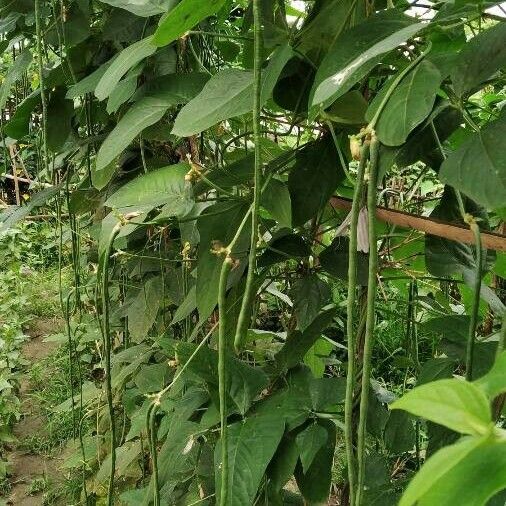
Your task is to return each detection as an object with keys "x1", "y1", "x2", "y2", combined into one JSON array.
[{"x1": 6, "y1": 318, "x2": 64, "y2": 506}]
